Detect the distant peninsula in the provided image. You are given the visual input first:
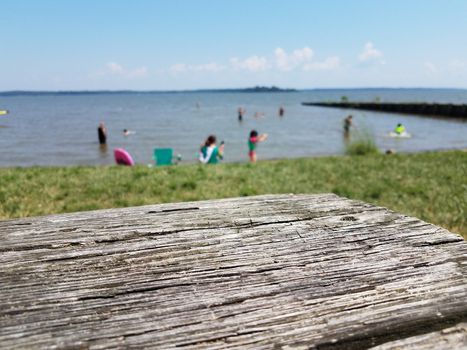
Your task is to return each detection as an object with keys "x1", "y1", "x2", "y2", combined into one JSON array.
[
  {"x1": 0, "y1": 86, "x2": 296, "y2": 96},
  {"x1": 224, "y1": 86, "x2": 297, "y2": 93}
]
